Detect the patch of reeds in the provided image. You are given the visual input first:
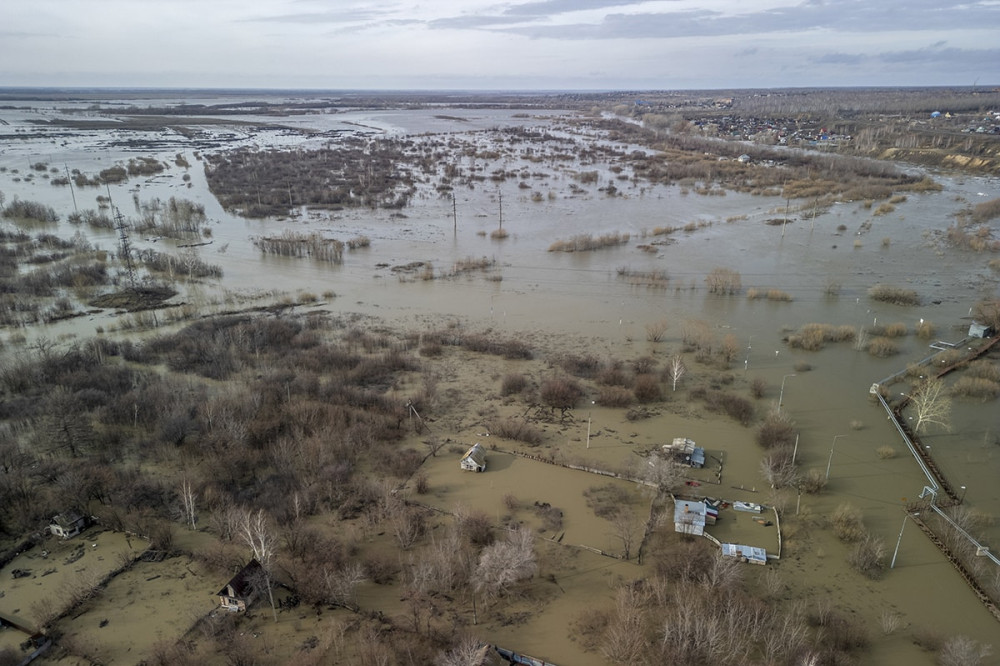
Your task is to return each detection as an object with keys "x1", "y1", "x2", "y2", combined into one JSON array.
[
  {"x1": 747, "y1": 288, "x2": 792, "y2": 302},
  {"x1": 971, "y1": 196, "x2": 1000, "y2": 223},
  {"x1": 868, "y1": 322, "x2": 907, "y2": 338},
  {"x1": 450, "y1": 255, "x2": 496, "y2": 276},
  {"x1": 951, "y1": 376, "x2": 1000, "y2": 400},
  {"x1": 705, "y1": 267, "x2": 742, "y2": 294},
  {"x1": 487, "y1": 417, "x2": 543, "y2": 445},
  {"x1": 786, "y1": 323, "x2": 856, "y2": 351},
  {"x1": 596, "y1": 386, "x2": 634, "y2": 408},
  {"x1": 868, "y1": 284, "x2": 920, "y2": 306},
  {"x1": 872, "y1": 202, "x2": 895, "y2": 216},
  {"x1": 548, "y1": 232, "x2": 629, "y2": 252},
  {"x1": 346, "y1": 236, "x2": 371, "y2": 249},
  {"x1": 866, "y1": 337, "x2": 899, "y2": 358},
  {"x1": 915, "y1": 320, "x2": 936, "y2": 339},
  {"x1": 617, "y1": 267, "x2": 670, "y2": 288},
  {"x1": 252, "y1": 231, "x2": 344, "y2": 263},
  {"x1": 876, "y1": 445, "x2": 897, "y2": 459}
]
